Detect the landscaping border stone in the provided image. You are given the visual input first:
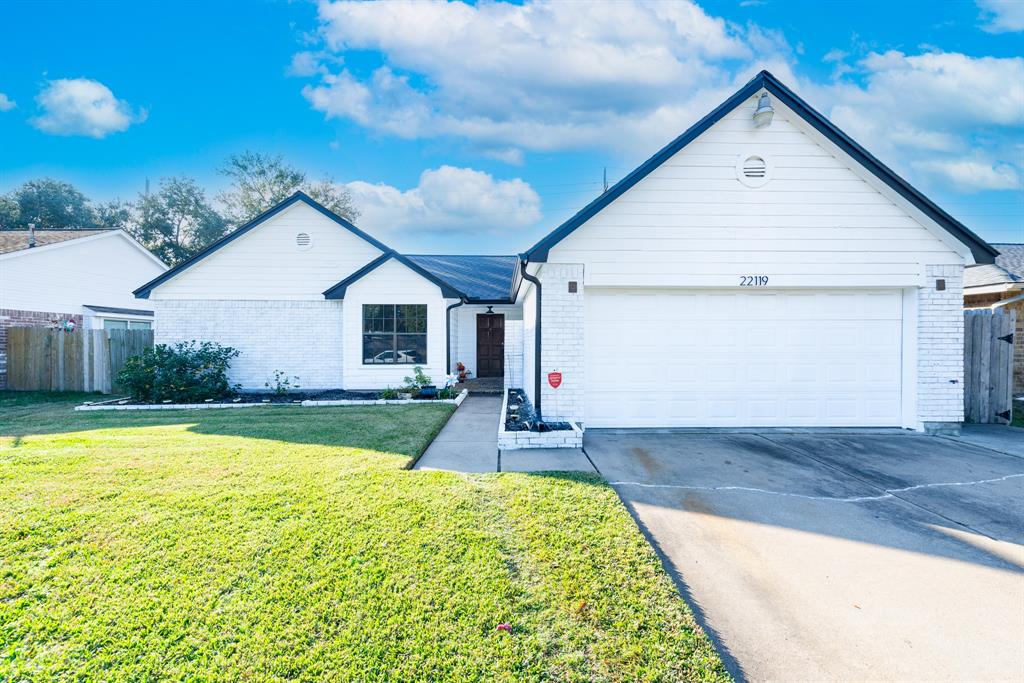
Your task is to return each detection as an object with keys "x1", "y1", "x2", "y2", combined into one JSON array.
[{"x1": 75, "y1": 389, "x2": 469, "y2": 411}]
